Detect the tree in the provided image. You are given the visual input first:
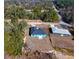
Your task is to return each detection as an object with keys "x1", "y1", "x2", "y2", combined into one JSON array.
[
  {"x1": 4, "y1": 5, "x2": 28, "y2": 55},
  {"x1": 49, "y1": 8, "x2": 58, "y2": 22},
  {"x1": 5, "y1": 20, "x2": 28, "y2": 56},
  {"x1": 4, "y1": 22, "x2": 12, "y2": 32},
  {"x1": 32, "y1": 5, "x2": 42, "y2": 19},
  {"x1": 4, "y1": 5, "x2": 27, "y2": 19},
  {"x1": 43, "y1": 0, "x2": 53, "y2": 9},
  {"x1": 4, "y1": 21, "x2": 26, "y2": 56},
  {"x1": 18, "y1": 21, "x2": 27, "y2": 31},
  {"x1": 8, "y1": 27, "x2": 23, "y2": 55},
  {"x1": 41, "y1": 8, "x2": 58, "y2": 22},
  {"x1": 56, "y1": 0, "x2": 74, "y2": 8},
  {"x1": 55, "y1": 0, "x2": 74, "y2": 24},
  {"x1": 62, "y1": 11, "x2": 73, "y2": 24},
  {"x1": 26, "y1": 13, "x2": 34, "y2": 19}
]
